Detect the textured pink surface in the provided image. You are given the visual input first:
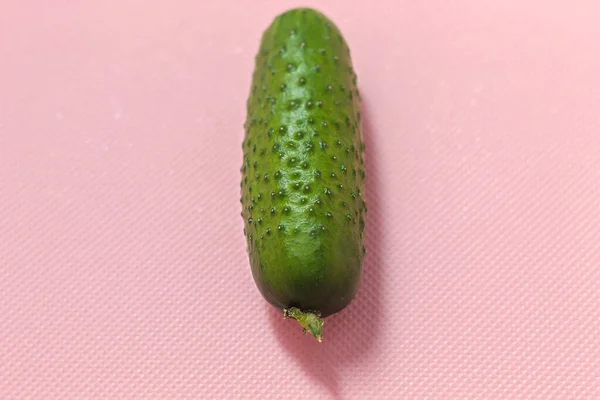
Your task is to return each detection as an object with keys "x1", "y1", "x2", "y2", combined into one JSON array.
[{"x1": 1, "y1": 1, "x2": 600, "y2": 398}]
